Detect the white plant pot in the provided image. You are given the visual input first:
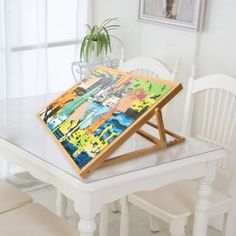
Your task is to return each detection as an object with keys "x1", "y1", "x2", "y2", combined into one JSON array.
[{"x1": 88, "y1": 41, "x2": 104, "y2": 66}]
